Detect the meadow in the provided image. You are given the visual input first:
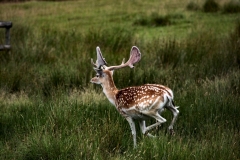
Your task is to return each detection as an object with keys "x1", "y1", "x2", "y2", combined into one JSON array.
[{"x1": 0, "y1": 0, "x2": 240, "y2": 159}]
